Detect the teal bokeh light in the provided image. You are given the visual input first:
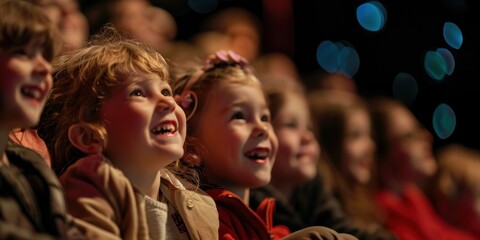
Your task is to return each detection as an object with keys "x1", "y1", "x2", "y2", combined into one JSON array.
[
  {"x1": 424, "y1": 51, "x2": 447, "y2": 81},
  {"x1": 317, "y1": 40, "x2": 360, "y2": 77},
  {"x1": 436, "y1": 48, "x2": 455, "y2": 76},
  {"x1": 356, "y1": 1, "x2": 387, "y2": 32},
  {"x1": 317, "y1": 40, "x2": 340, "y2": 73},
  {"x1": 443, "y1": 22, "x2": 463, "y2": 50},
  {"x1": 432, "y1": 103, "x2": 456, "y2": 140},
  {"x1": 392, "y1": 72, "x2": 418, "y2": 106},
  {"x1": 188, "y1": 0, "x2": 218, "y2": 14}
]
